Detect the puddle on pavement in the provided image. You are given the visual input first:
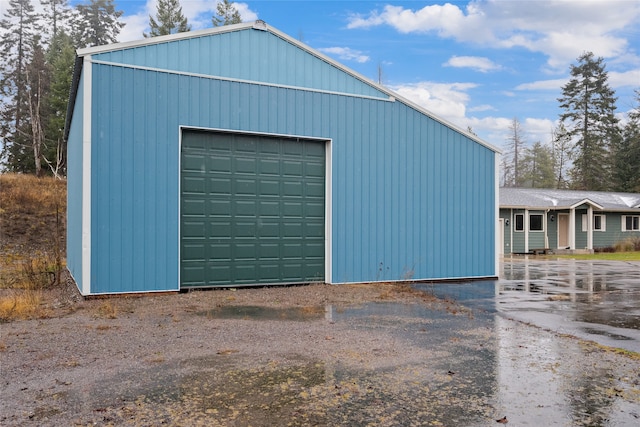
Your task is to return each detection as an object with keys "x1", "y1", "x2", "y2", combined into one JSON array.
[
  {"x1": 197, "y1": 305, "x2": 327, "y2": 321},
  {"x1": 422, "y1": 259, "x2": 640, "y2": 353}
]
